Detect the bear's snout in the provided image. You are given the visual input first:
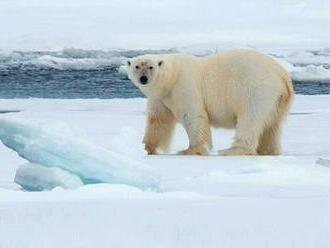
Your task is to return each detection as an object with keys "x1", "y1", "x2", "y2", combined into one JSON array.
[{"x1": 140, "y1": 75, "x2": 148, "y2": 84}]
